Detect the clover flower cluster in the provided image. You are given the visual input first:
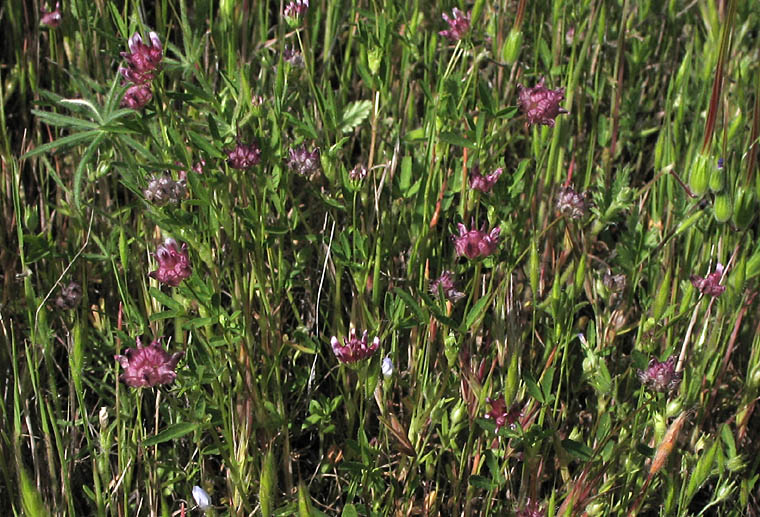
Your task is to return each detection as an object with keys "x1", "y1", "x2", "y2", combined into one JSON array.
[
  {"x1": 638, "y1": 356, "x2": 682, "y2": 393},
  {"x1": 469, "y1": 167, "x2": 503, "y2": 193},
  {"x1": 690, "y1": 263, "x2": 725, "y2": 297},
  {"x1": 115, "y1": 337, "x2": 184, "y2": 388},
  {"x1": 439, "y1": 8, "x2": 471, "y2": 41},
  {"x1": 517, "y1": 77, "x2": 568, "y2": 127},
  {"x1": 227, "y1": 140, "x2": 262, "y2": 170},
  {"x1": 119, "y1": 32, "x2": 163, "y2": 110},
  {"x1": 287, "y1": 144, "x2": 320, "y2": 176},
  {"x1": 330, "y1": 328, "x2": 380, "y2": 364},
  {"x1": 453, "y1": 222, "x2": 501, "y2": 260},
  {"x1": 429, "y1": 271, "x2": 465, "y2": 302}
]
